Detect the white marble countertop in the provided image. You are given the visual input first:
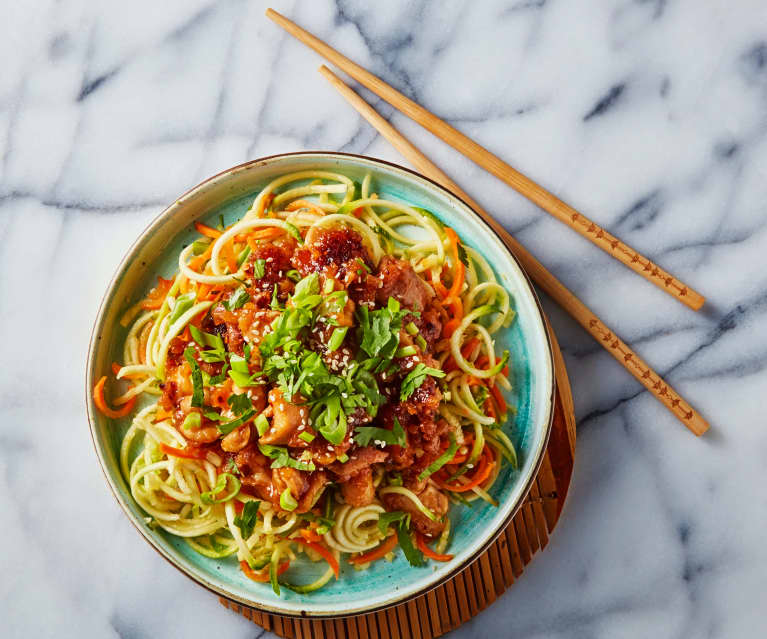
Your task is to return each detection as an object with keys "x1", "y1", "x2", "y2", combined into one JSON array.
[{"x1": 2, "y1": 1, "x2": 766, "y2": 637}]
